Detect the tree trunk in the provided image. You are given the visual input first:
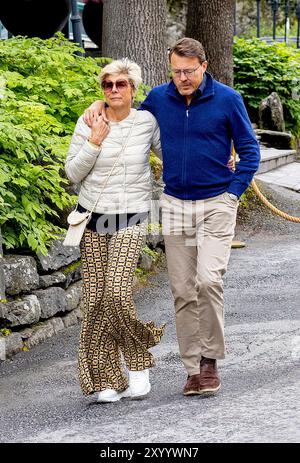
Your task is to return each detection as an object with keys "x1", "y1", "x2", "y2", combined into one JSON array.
[
  {"x1": 102, "y1": 0, "x2": 168, "y2": 87},
  {"x1": 186, "y1": 0, "x2": 234, "y2": 87}
]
